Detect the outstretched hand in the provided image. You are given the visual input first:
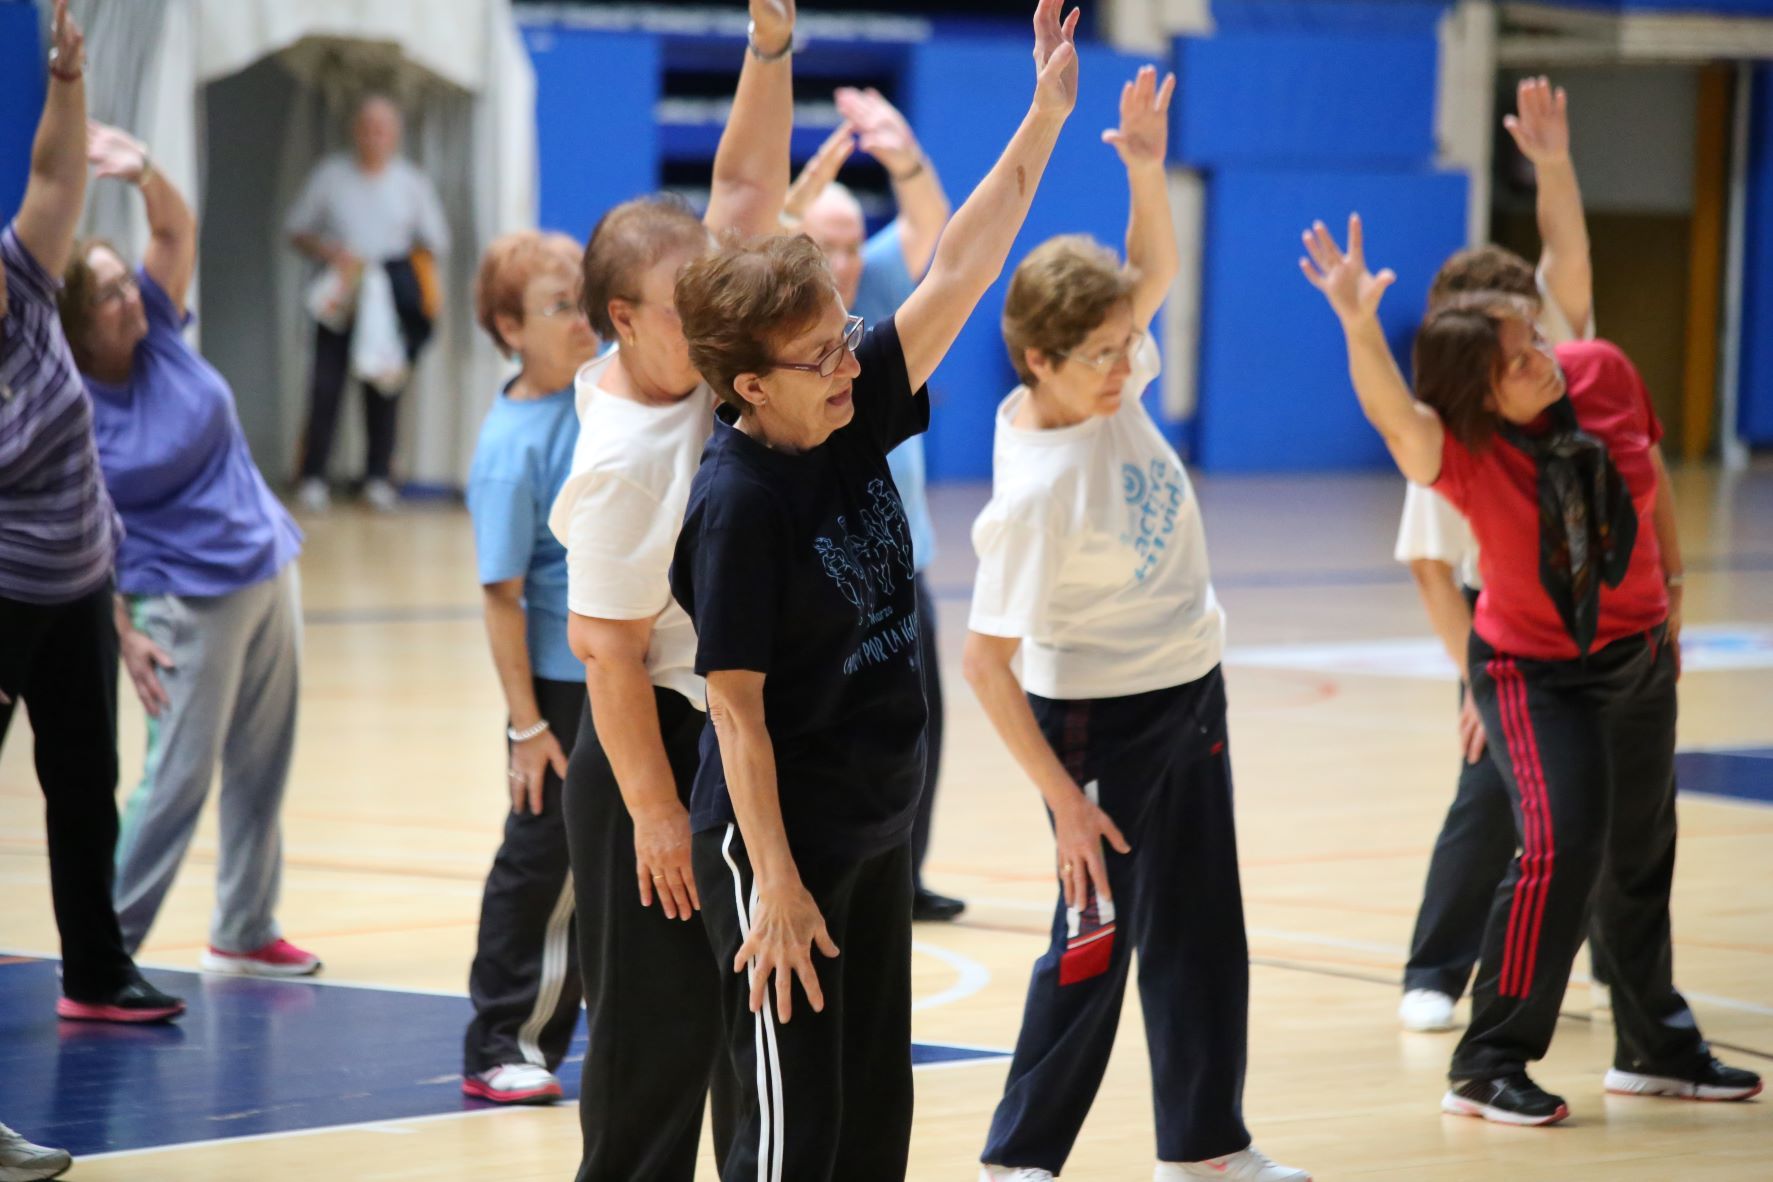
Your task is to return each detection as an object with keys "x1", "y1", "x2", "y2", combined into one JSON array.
[
  {"x1": 1298, "y1": 214, "x2": 1395, "y2": 327},
  {"x1": 835, "y1": 87, "x2": 922, "y2": 177},
  {"x1": 1503, "y1": 76, "x2": 1570, "y2": 167},
  {"x1": 87, "y1": 121, "x2": 151, "y2": 185},
  {"x1": 1031, "y1": 0, "x2": 1081, "y2": 117},
  {"x1": 49, "y1": 0, "x2": 85, "y2": 79},
  {"x1": 783, "y1": 121, "x2": 855, "y2": 222},
  {"x1": 1102, "y1": 65, "x2": 1175, "y2": 166},
  {"x1": 748, "y1": 0, "x2": 795, "y2": 56}
]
